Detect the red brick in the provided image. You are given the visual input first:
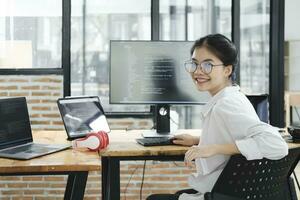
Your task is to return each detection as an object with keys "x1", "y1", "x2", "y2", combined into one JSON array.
[
  {"x1": 44, "y1": 177, "x2": 65, "y2": 181},
  {"x1": 2, "y1": 190, "x2": 23, "y2": 195},
  {"x1": 41, "y1": 99, "x2": 58, "y2": 103},
  {"x1": 42, "y1": 86, "x2": 61, "y2": 90},
  {"x1": 12, "y1": 198, "x2": 33, "y2": 200},
  {"x1": 9, "y1": 92, "x2": 29, "y2": 96},
  {"x1": 31, "y1": 106, "x2": 51, "y2": 111},
  {"x1": 0, "y1": 86, "x2": 18, "y2": 90},
  {"x1": 0, "y1": 177, "x2": 21, "y2": 181},
  {"x1": 32, "y1": 77, "x2": 61, "y2": 83},
  {"x1": 42, "y1": 114, "x2": 60, "y2": 118},
  {"x1": 24, "y1": 190, "x2": 44, "y2": 195},
  {"x1": 7, "y1": 183, "x2": 28, "y2": 187},
  {"x1": 27, "y1": 99, "x2": 41, "y2": 104},
  {"x1": 48, "y1": 189, "x2": 65, "y2": 194},
  {"x1": 52, "y1": 121, "x2": 64, "y2": 125},
  {"x1": 35, "y1": 197, "x2": 62, "y2": 200},
  {"x1": 30, "y1": 114, "x2": 41, "y2": 118},
  {"x1": 22, "y1": 176, "x2": 43, "y2": 181},
  {"x1": 50, "y1": 183, "x2": 66, "y2": 188},
  {"x1": 32, "y1": 92, "x2": 52, "y2": 96},
  {"x1": 28, "y1": 183, "x2": 50, "y2": 188},
  {"x1": 21, "y1": 86, "x2": 40, "y2": 90},
  {"x1": 31, "y1": 121, "x2": 51, "y2": 125},
  {"x1": 85, "y1": 189, "x2": 101, "y2": 194}
]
